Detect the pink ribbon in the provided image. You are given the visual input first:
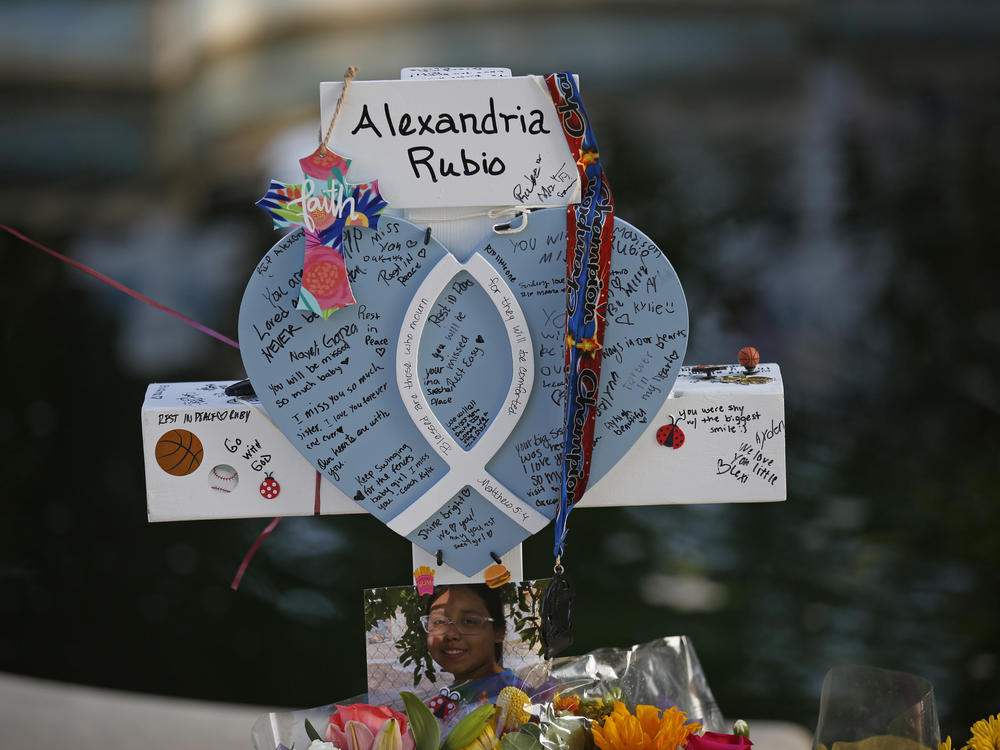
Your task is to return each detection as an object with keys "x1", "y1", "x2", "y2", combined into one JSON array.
[
  {"x1": 2, "y1": 223, "x2": 287, "y2": 591},
  {"x1": 230, "y1": 517, "x2": 282, "y2": 591},
  {"x1": 2, "y1": 224, "x2": 241, "y2": 350}
]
